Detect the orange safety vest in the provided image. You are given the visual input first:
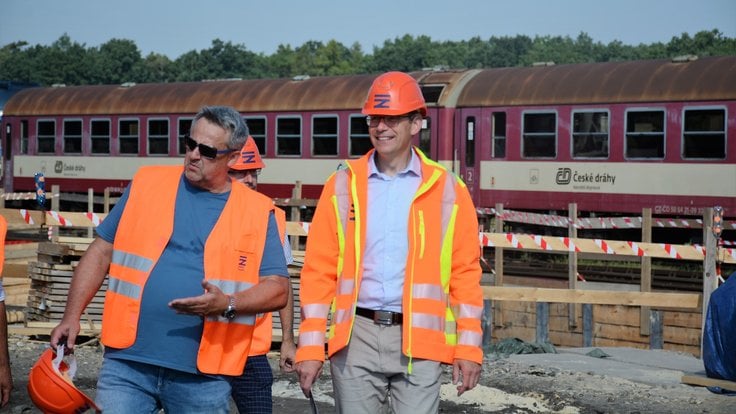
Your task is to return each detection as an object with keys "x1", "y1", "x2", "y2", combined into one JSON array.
[
  {"x1": 100, "y1": 165, "x2": 275, "y2": 375},
  {"x1": 248, "y1": 207, "x2": 287, "y2": 356},
  {"x1": 296, "y1": 148, "x2": 484, "y2": 366}
]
